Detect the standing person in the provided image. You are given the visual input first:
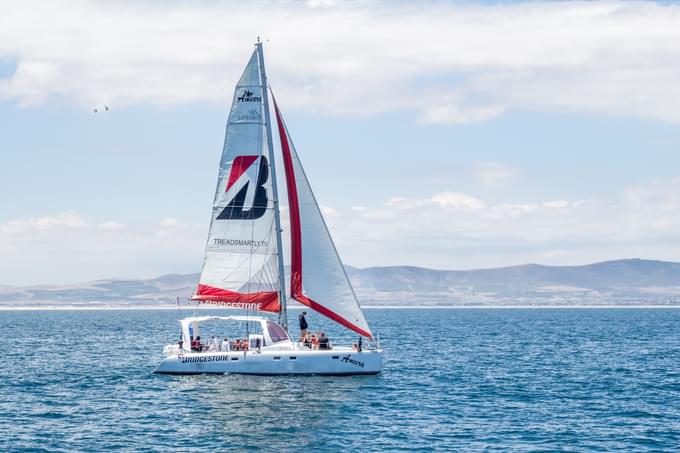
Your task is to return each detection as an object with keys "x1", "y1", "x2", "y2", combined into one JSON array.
[
  {"x1": 209, "y1": 336, "x2": 218, "y2": 352},
  {"x1": 299, "y1": 311, "x2": 309, "y2": 341},
  {"x1": 221, "y1": 337, "x2": 230, "y2": 352}
]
